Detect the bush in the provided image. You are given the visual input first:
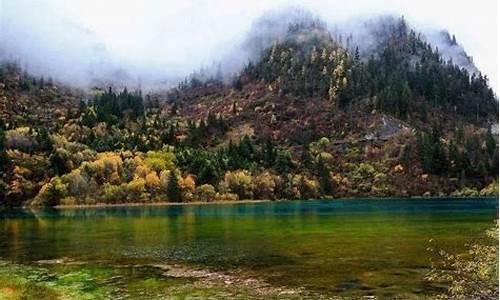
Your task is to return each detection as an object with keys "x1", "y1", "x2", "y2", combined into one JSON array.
[
  {"x1": 253, "y1": 171, "x2": 277, "y2": 200},
  {"x1": 215, "y1": 192, "x2": 239, "y2": 202},
  {"x1": 62, "y1": 169, "x2": 89, "y2": 196},
  {"x1": 103, "y1": 184, "x2": 126, "y2": 203},
  {"x1": 179, "y1": 174, "x2": 196, "y2": 194},
  {"x1": 293, "y1": 174, "x2": 320, "y2": 199},
  {"x1": 83, "y1": 152, "x2": 124, "y2": 184},
  {"x1": 126, "y1": 177, "x2": 145, "y2": 201},
  {"x1": 59, "y1": 196, "x2": 77, "y2": 206},
  {"x1": 220, "y1": 170, "x2": 253, "y2": 200},
  {"x1": 145, "y1": 171, "x2": 160, "y2": 193},
  {"x1": 195, "y1": 184, "x2": 216, "y2": 202},
  {"x1": 144, "y1": 149, "x2": 175, "y2": 173},
  {"x1": 480, "y1": 180, "x2": 499, "y2": 196},
  {"x1": 427, "y1": 220, "x2": 498, "y2": 299},
  {"x1": 451, "y1": 186, "x2": 479, "y2": 197},
  {"x1": 5, "y1": 127, "x2": 35, "y2": 152},
  {"x1": 33, "y1": 177, "x2": 68, "y2": 206}
]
